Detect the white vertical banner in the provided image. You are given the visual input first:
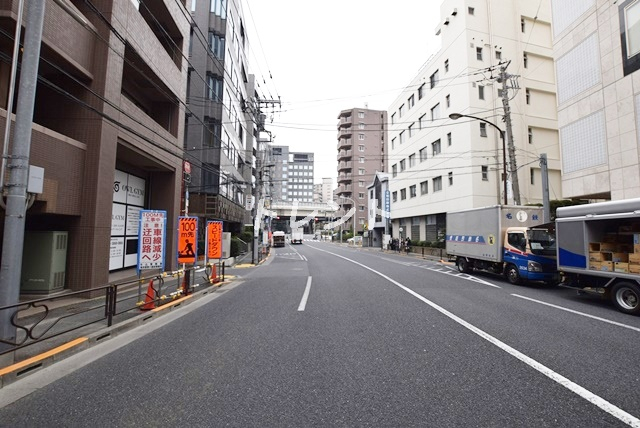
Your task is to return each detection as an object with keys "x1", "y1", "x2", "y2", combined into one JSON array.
[{"x1": 368, "y1": 198, "x2": 376, "y2": 230}]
